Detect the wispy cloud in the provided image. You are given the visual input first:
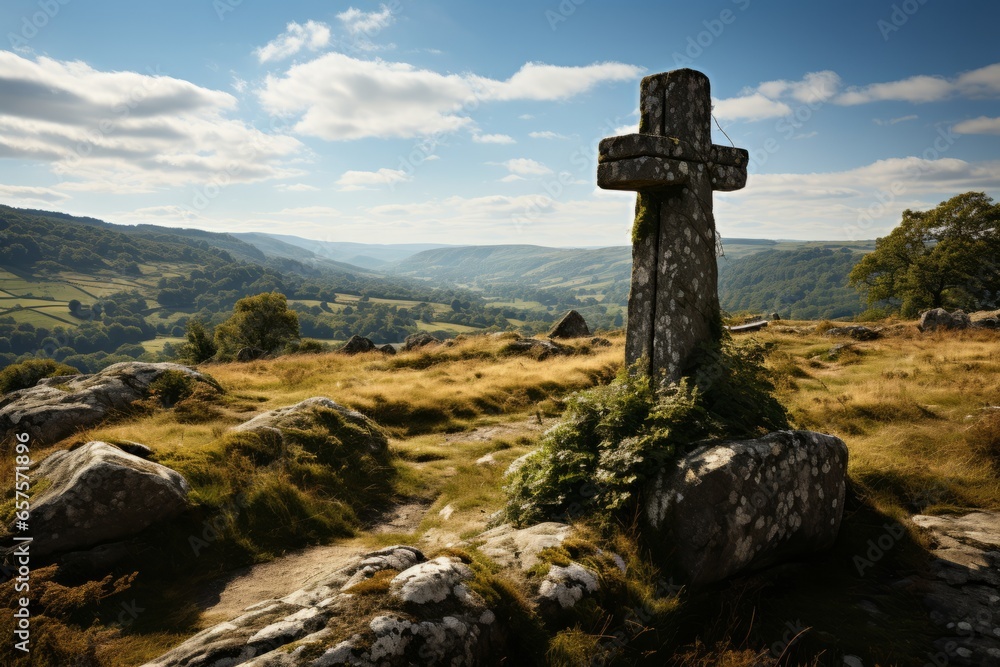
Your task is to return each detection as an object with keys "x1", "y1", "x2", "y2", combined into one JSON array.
[
  {"x1": 335, "y1": 168, "x2": 411, "y2": 191},
  {"x1": 473, "y1": 133, "x2": 516, "y2": 144},
  {"x1": 337, "y1": 5, "x2": 395, "y2": 36},
  {"x1": 255, "y1": 21, "x2": 331, "y2": 64}
]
